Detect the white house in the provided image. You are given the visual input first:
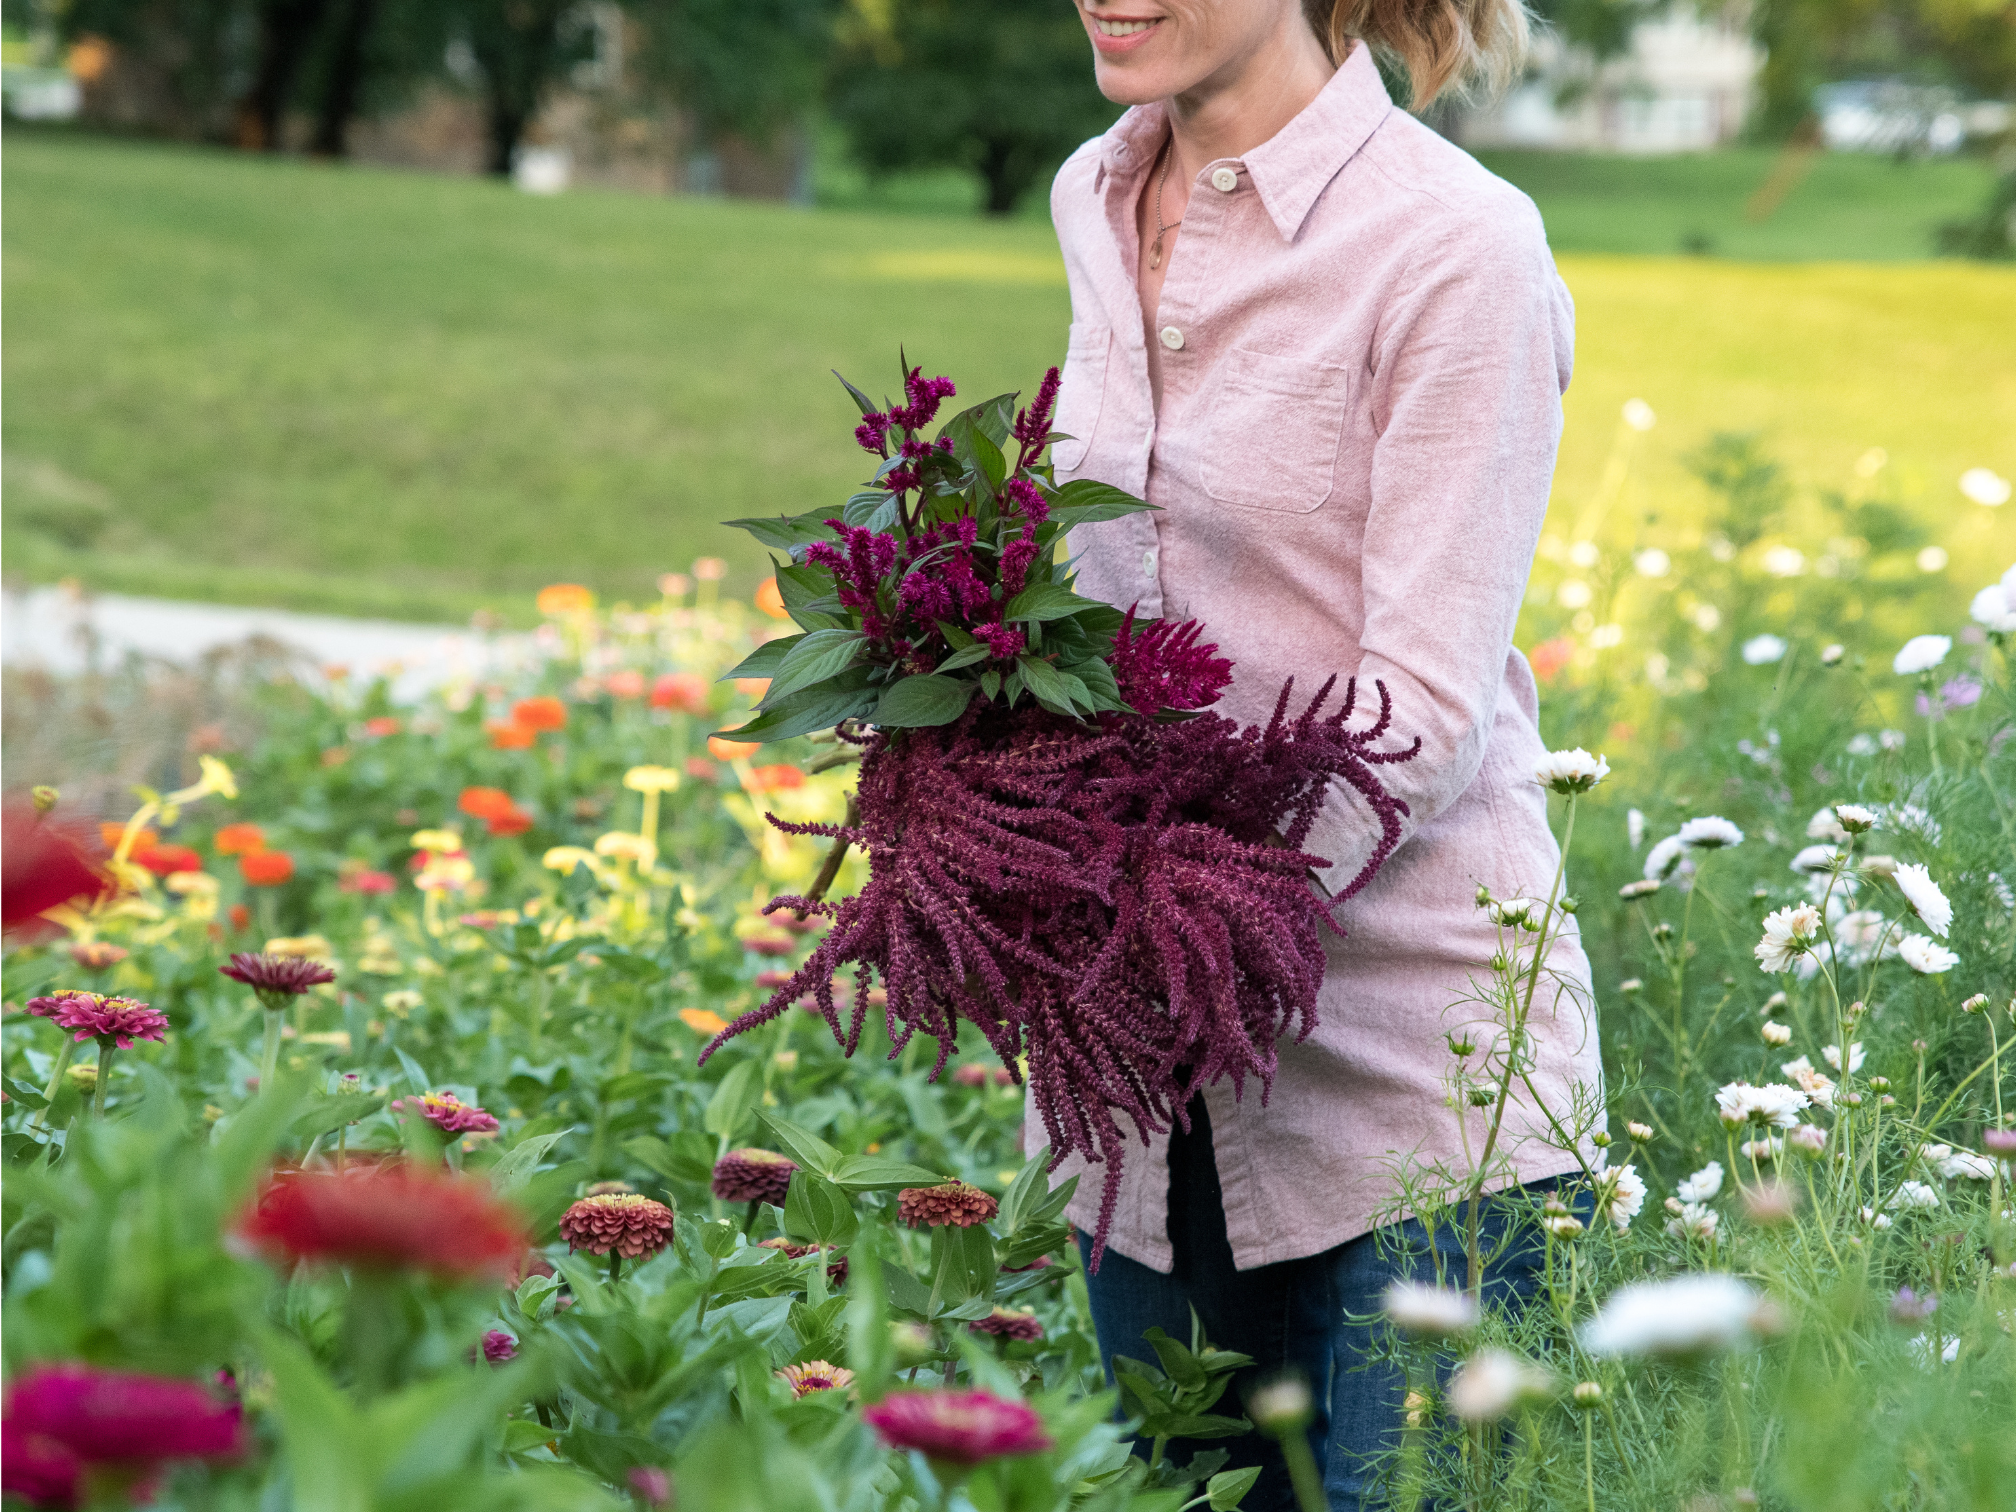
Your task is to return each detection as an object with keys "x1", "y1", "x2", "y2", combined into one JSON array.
[{"x1": 1456, "y1": 4, "x2": 1763, "y2": 152}]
